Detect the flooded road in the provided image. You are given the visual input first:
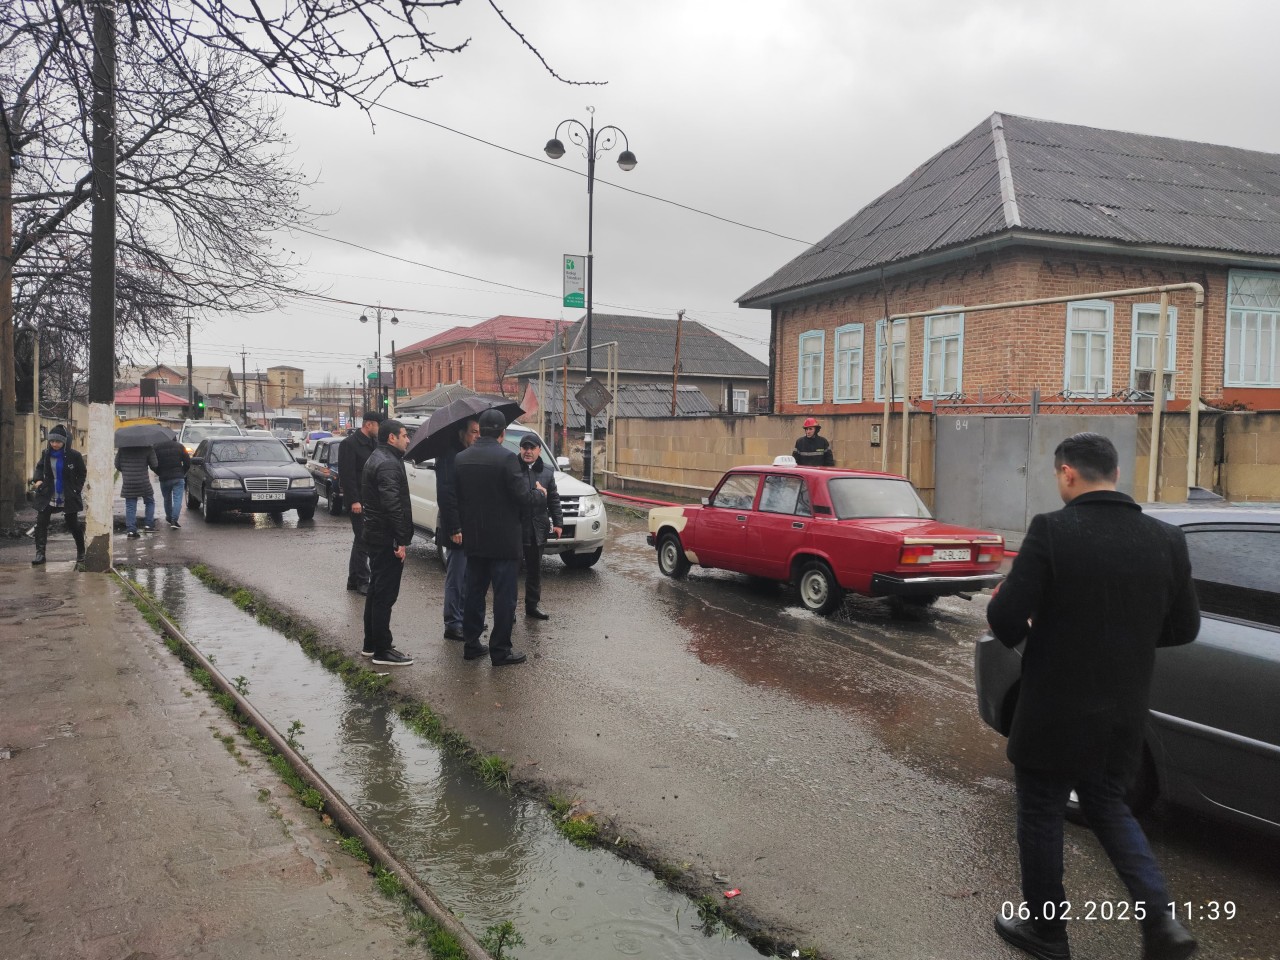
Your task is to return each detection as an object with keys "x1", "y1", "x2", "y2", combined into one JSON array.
[{"x1": 116, "y1": 505, "x2": 1280, "y2": 959}]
